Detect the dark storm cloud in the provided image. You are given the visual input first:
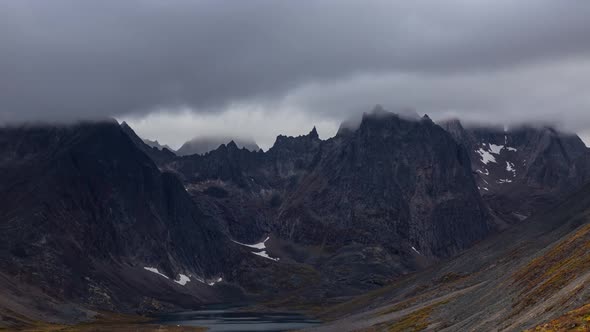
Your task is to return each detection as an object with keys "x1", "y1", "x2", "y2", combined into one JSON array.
[{"x1": 2, "y1": 0, "x2": 590, "y2": 125}]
